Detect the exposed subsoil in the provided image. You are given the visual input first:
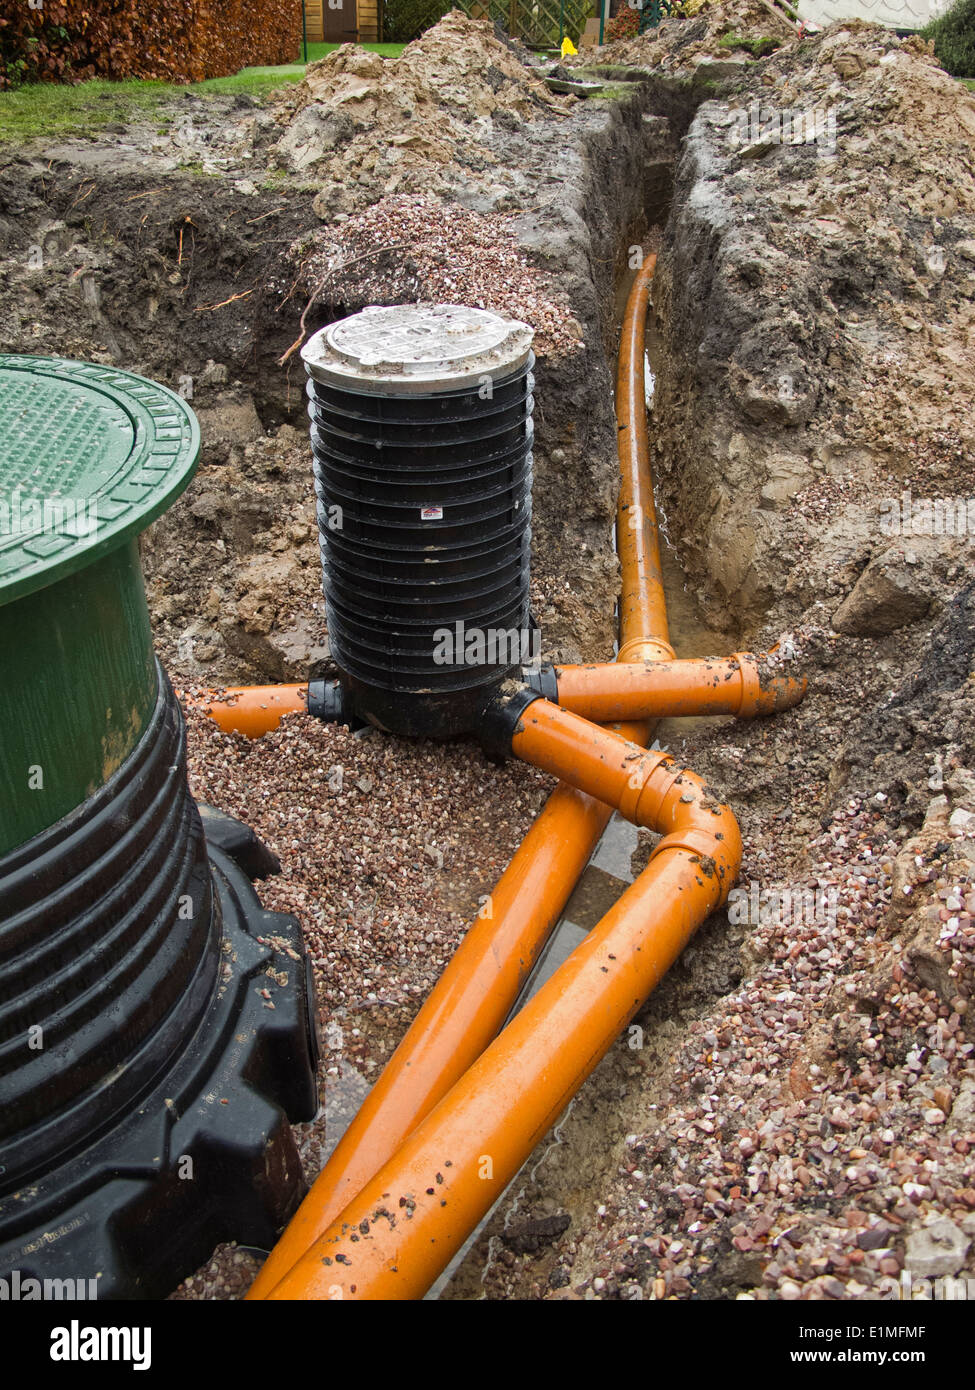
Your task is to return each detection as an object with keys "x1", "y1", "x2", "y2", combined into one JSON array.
[{"x1": 4, "y1": 10, "x2": 974, "y2": 1301}]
